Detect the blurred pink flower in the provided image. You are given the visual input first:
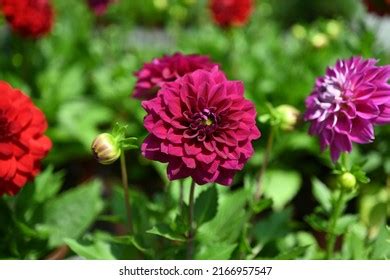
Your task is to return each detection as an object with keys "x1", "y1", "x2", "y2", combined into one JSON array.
[
  {"x1": 141, "y1": 67, "x2": 261, "y2": 186},
  {"x1": 304, "y1": 57, "x2": 390, "y2": 161},
  {"x1": 87, "y1": 0, "x2": 115, "y2": 16},
  {"x1": 133, "y1": 53, "x2": 218, "y2": 100}
]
